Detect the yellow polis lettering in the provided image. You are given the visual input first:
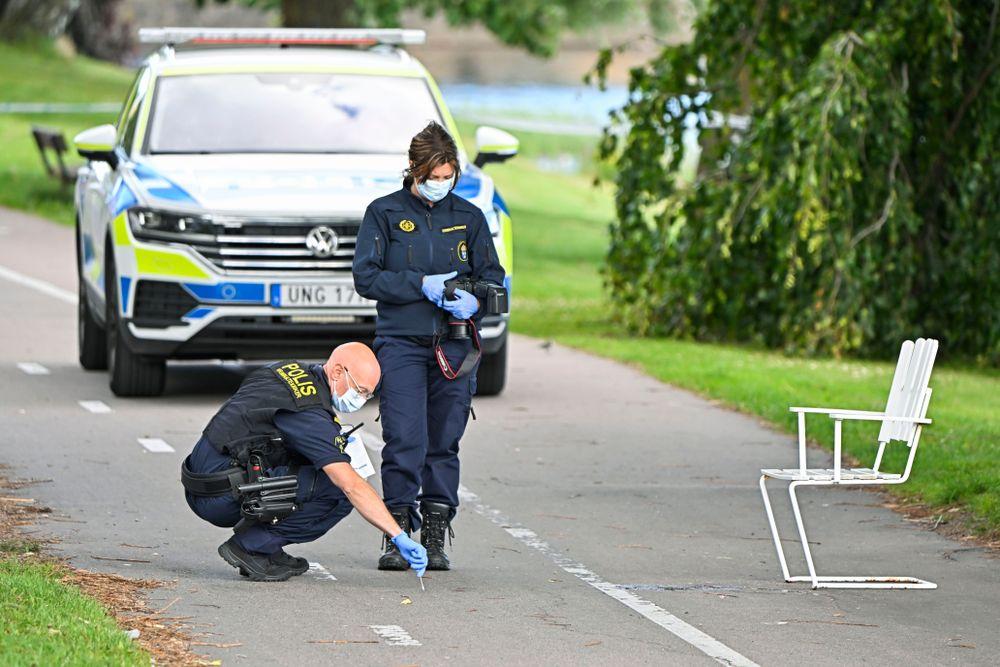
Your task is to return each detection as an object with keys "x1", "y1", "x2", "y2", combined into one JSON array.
[{"x1": 278, "y1": 362, "x2": 316, "y2": 398}]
